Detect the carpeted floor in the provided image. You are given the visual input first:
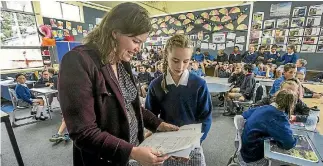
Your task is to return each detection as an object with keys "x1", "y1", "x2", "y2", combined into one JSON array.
[{"x1": 1, "y1": 98, "x2": 236, "y2": 166}]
